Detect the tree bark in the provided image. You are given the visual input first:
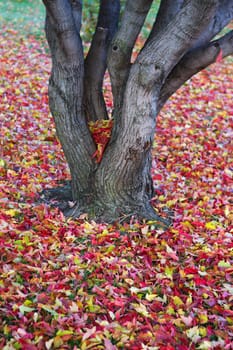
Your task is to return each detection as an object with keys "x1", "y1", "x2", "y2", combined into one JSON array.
[
  {"x1": 108, "y1": 0, "x2": 153, "y2": 114},
  {"x1": 74, "y1": 0, "x2": 216, "y2": 223},
  {"x1": 158, "y1": 30, "x2": 233, "y2": 110},
  {"x1": 192, "y1": 0, "x2": 233, "y2": 48},
  {"x1": 42, "y1": 0, "x2": 230, "y2": 225},
  {"x1": 43, "y1": 0, "x2": 96, "y2": 202},
  {"x1": 147, "y1": 0, "x2": 184, "y2": 43},
  {"x1": 84, "y1": 0, "x2": 120, "y2": 122}
]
